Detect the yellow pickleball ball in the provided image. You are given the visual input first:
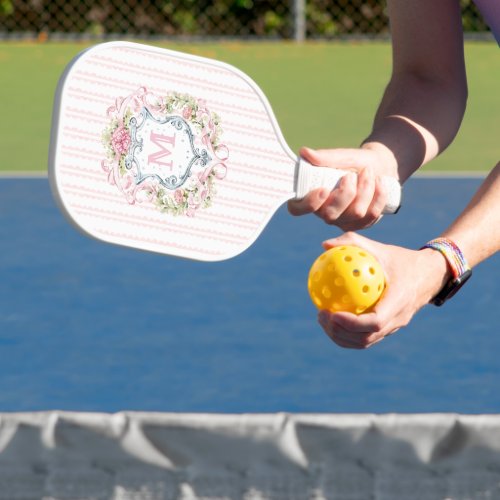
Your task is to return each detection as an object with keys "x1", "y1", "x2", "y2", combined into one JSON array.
[{"x1": 308, "y1": 245, "x2": 385, "y2": 315}]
